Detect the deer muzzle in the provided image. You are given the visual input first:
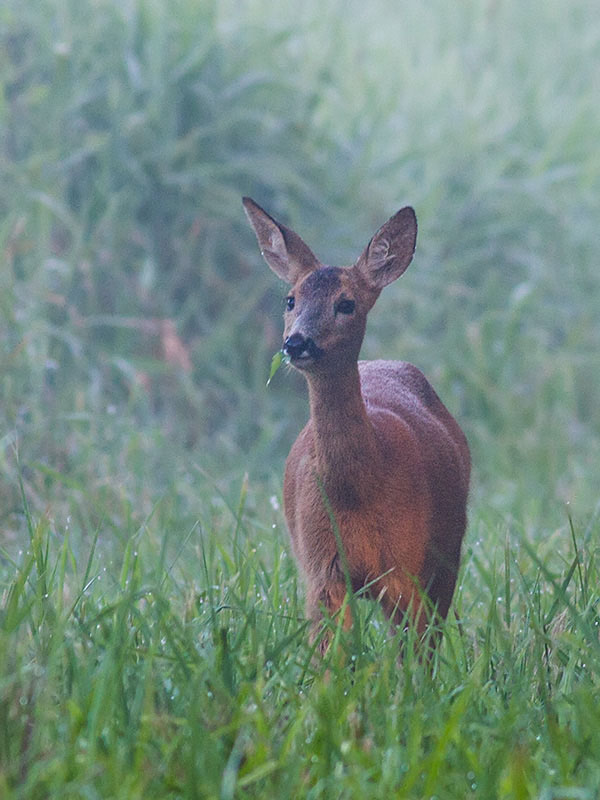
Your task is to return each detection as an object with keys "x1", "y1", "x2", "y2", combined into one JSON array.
[{"x1": 284, "y1": 333, "x2": 323, "y2": 362}]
